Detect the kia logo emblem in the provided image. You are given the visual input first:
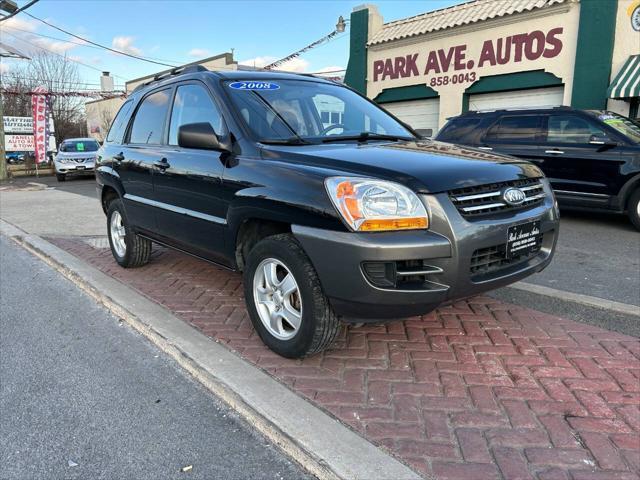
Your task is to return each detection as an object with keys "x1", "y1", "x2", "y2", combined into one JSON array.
[{"x1": 503, "y1": 187, "x2": 526, "y2": 205}]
